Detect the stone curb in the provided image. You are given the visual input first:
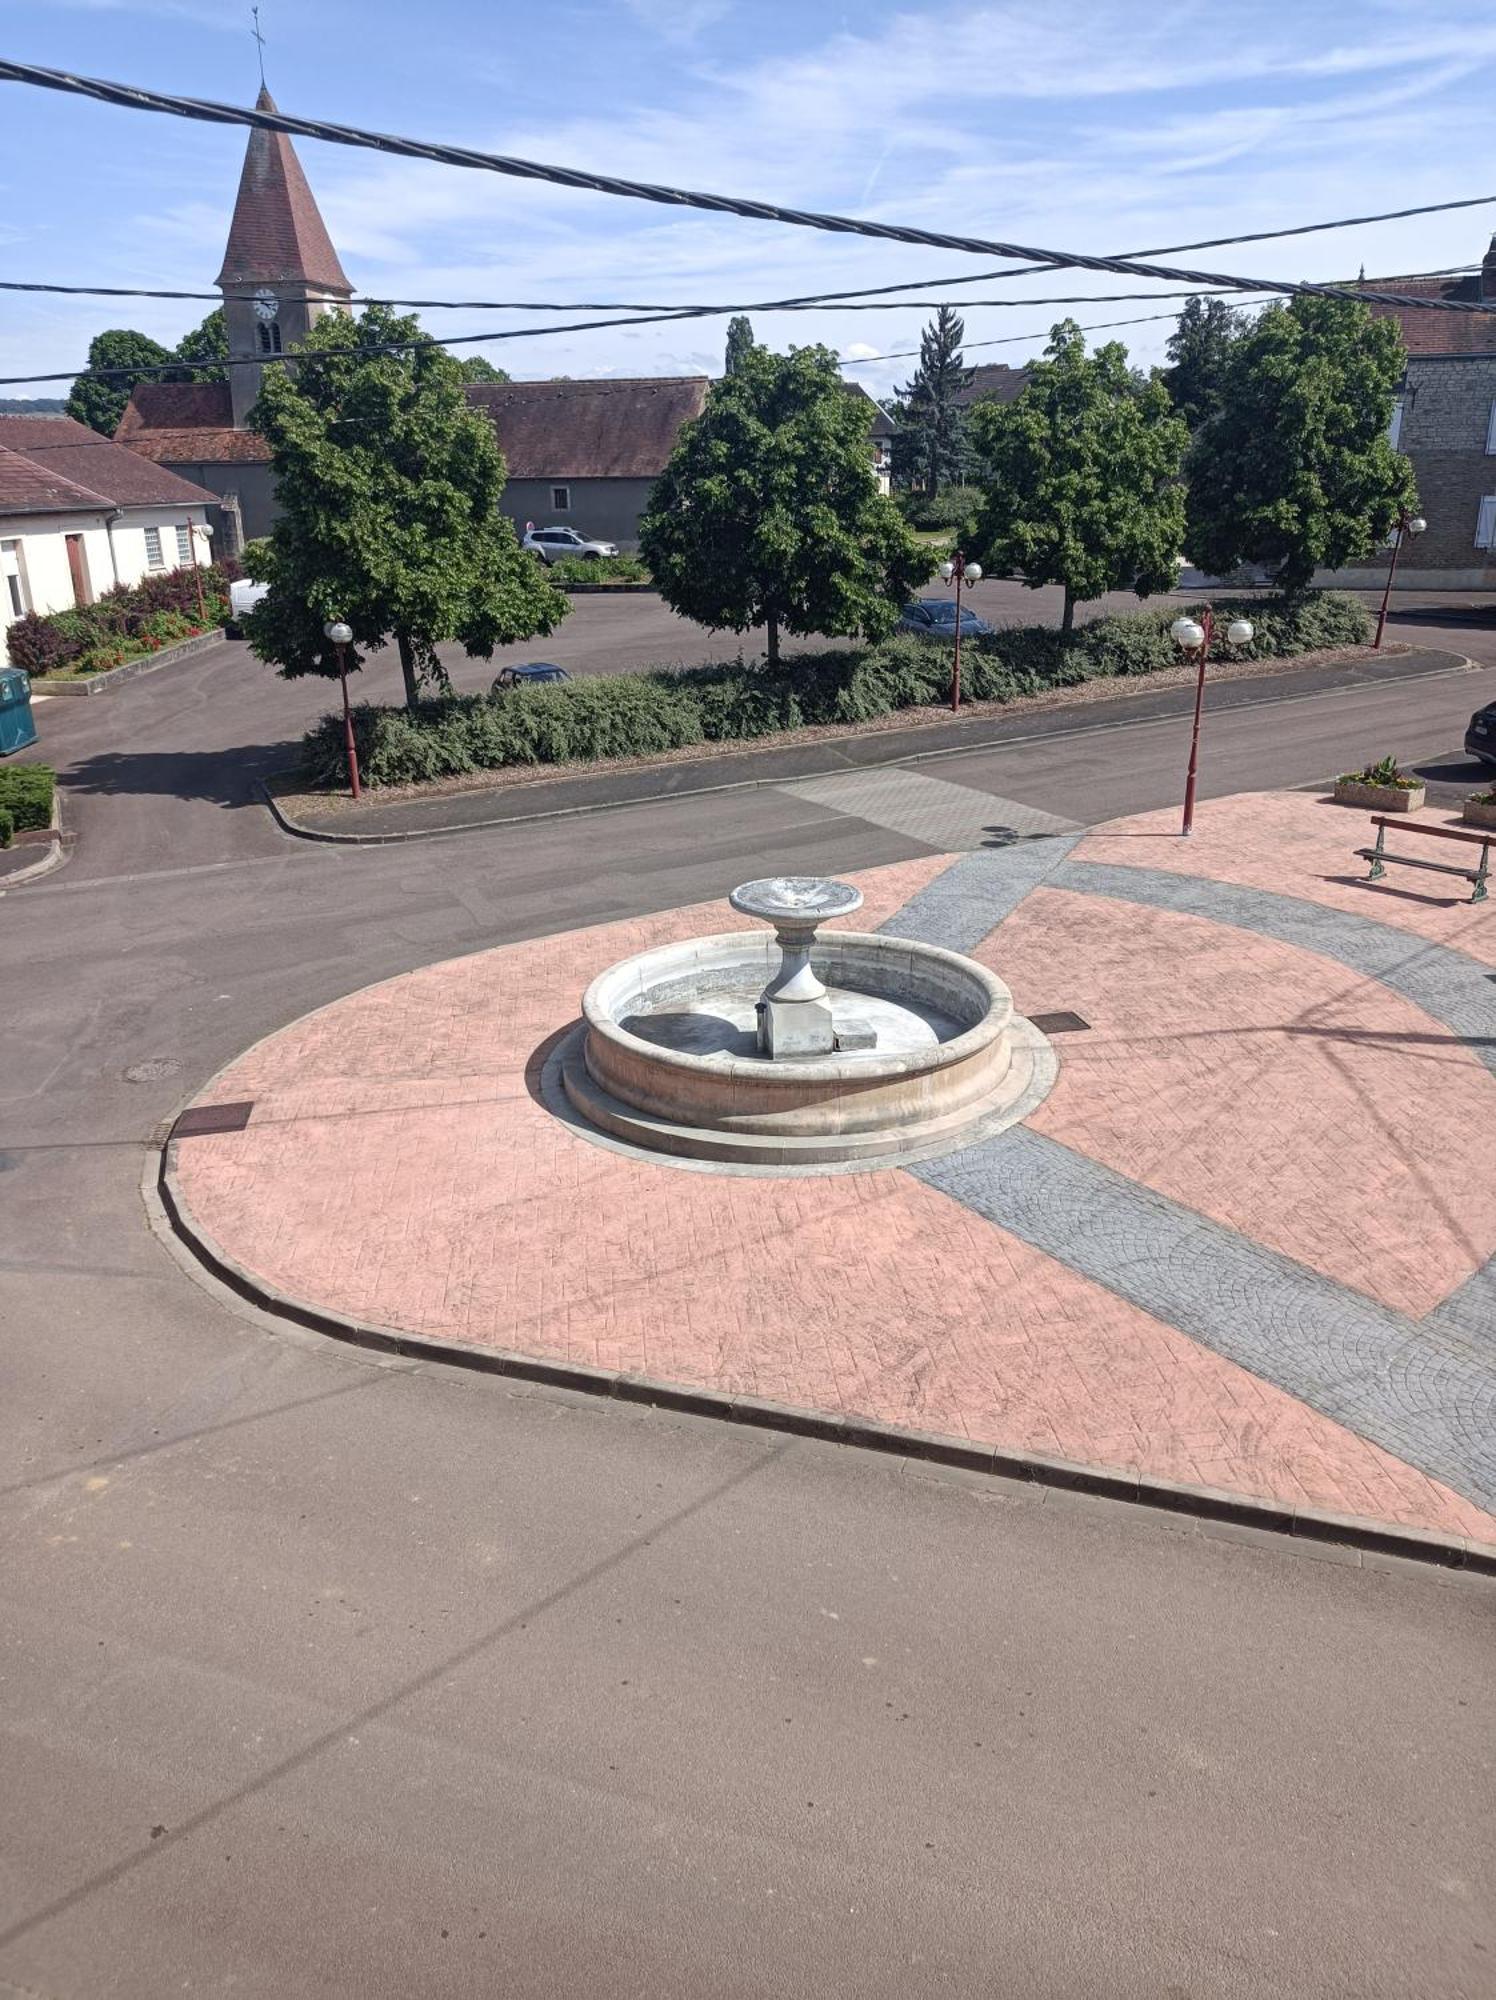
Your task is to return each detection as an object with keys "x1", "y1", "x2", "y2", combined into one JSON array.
[
  {"x1": 0, "y1": 790, "x2": 69, "y2": 887},
  {"x1": 32, "y1": 627, "x2": 227, "y2": 697},
  {"x1": 256, "y1": 647, "x2": 1478, "y2": 848},
  {"x1": 154, "y1": 1130, "x2": 1496, "y2": 1578}
]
